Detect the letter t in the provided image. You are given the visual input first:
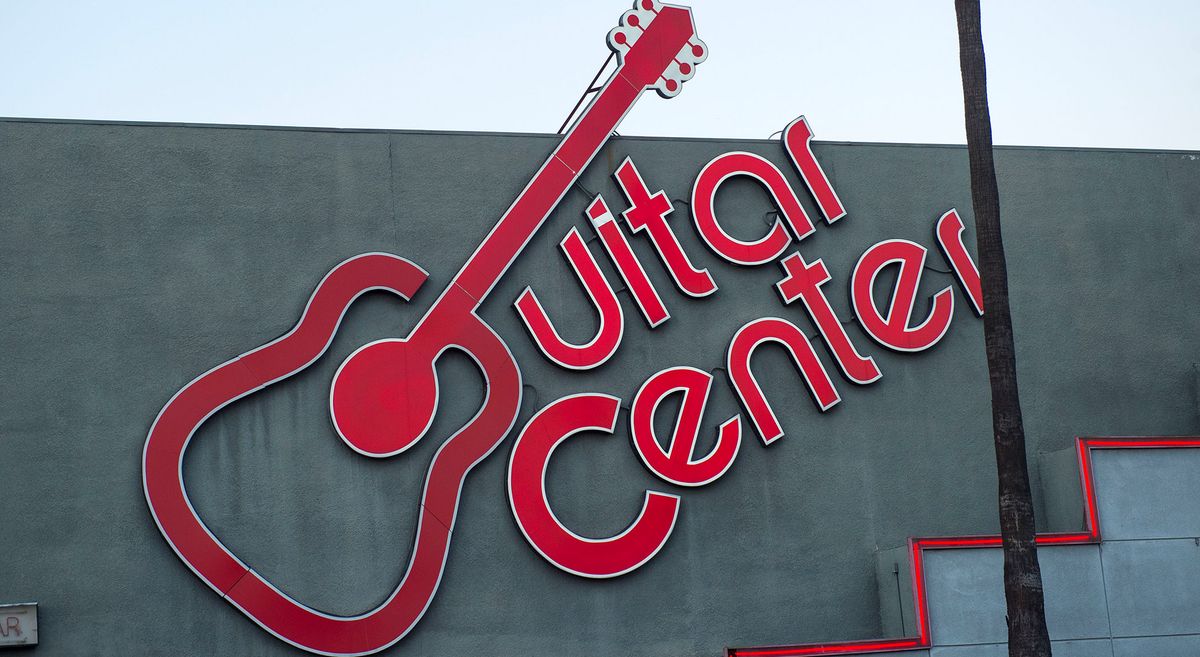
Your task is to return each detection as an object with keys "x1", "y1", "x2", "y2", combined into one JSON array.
[{"x1": 776, "y1": 252, "x2": 881, "y2": 385}]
